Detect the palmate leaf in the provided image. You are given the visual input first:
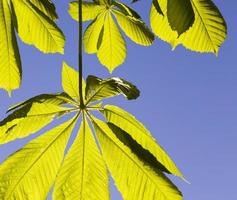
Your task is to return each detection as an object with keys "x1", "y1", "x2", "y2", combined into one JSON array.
[
  {"x1": 0, "y1": 0, "x2": 64, "y2": 94},
  {"x1": 53, "y1": 116, "x2": 110, "y2": 200},
  {"x1": 68, "y1": 0, "x2": 154, "y2": 72},
  {"x1": 0, "y1": 63, "x2": 184, "y2": 199},
  {"x1": 0, "y1": 116, "x2": 77, "y2": 199},
  {"x1": 92, "y1": 116, "x2": 182, "y2": 200},
  {"x1": 150, "y1": 0, "x2": 227, "y2": 54}
]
